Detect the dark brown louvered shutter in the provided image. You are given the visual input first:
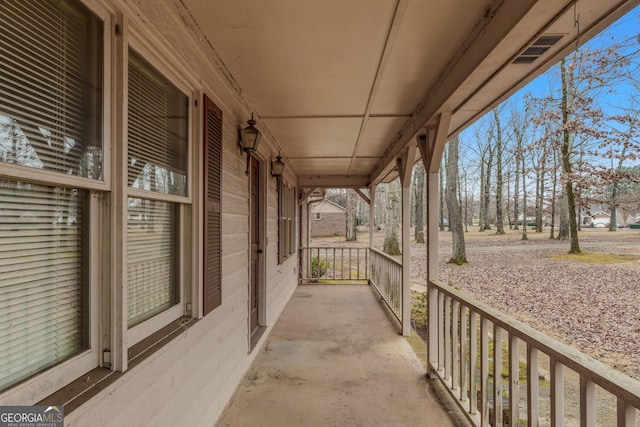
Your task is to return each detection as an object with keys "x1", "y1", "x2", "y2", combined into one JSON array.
[{"x1": 203, "y1": 95, "x2": 223, "y2": 315}]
